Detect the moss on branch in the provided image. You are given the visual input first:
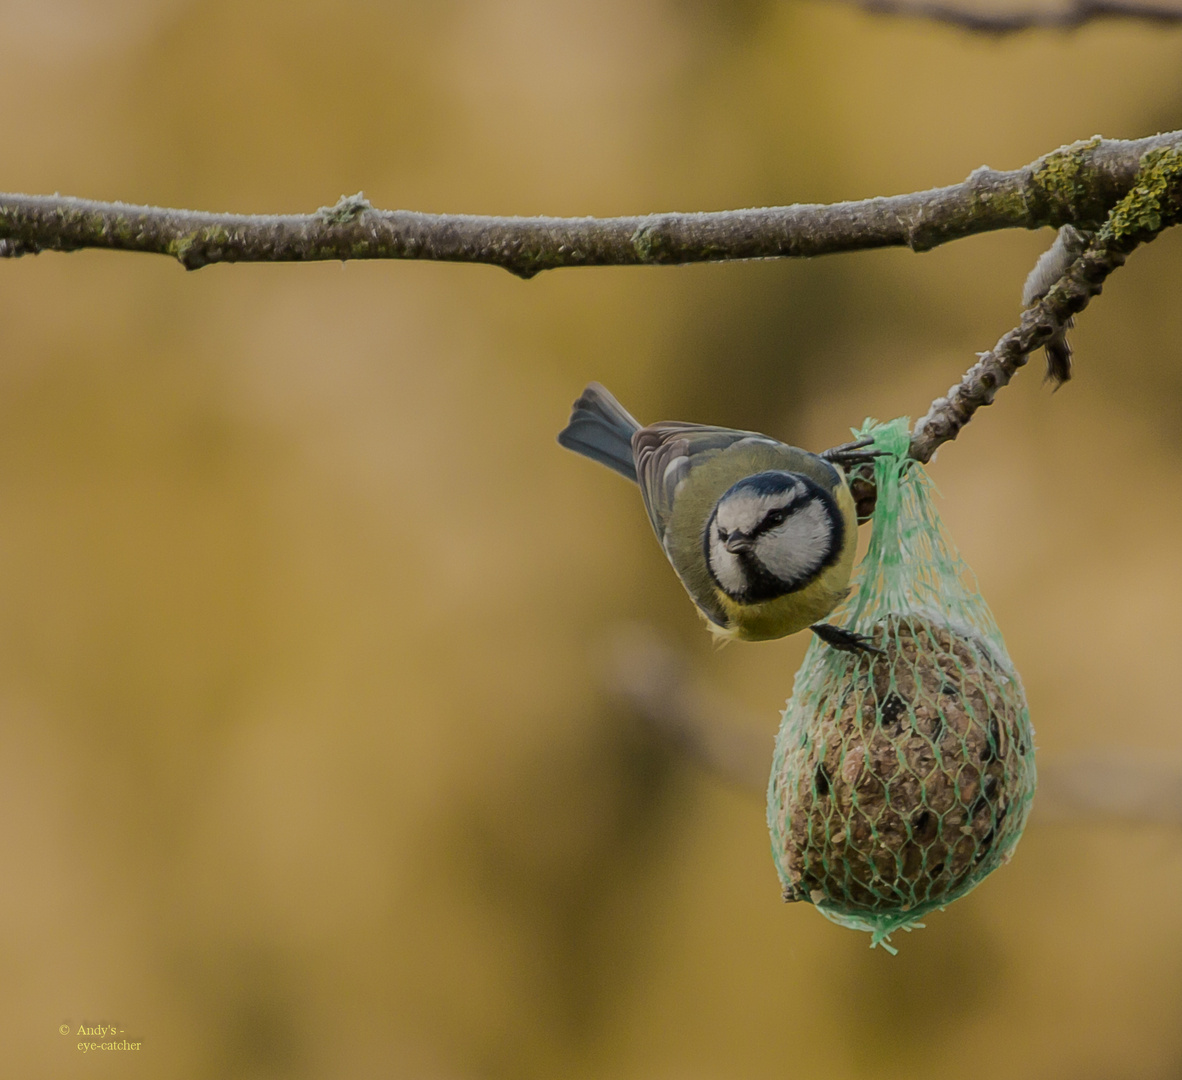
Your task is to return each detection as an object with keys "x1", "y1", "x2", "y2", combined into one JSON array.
[
  {"x1": 910, "y1": 142, "x2": 1182, "y2": 462},
  {"x1": 0, "y1": 132, "x2": 1178, "y2": 276}
]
